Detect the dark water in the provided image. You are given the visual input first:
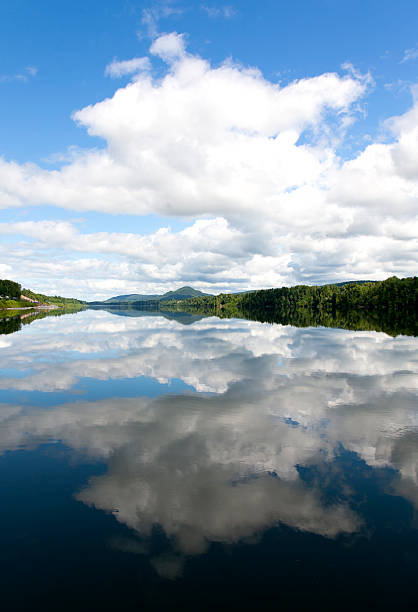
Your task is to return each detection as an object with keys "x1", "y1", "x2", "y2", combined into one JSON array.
[{"x1": 0, "y1": 309, "x2": 417, "y2": 611}]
